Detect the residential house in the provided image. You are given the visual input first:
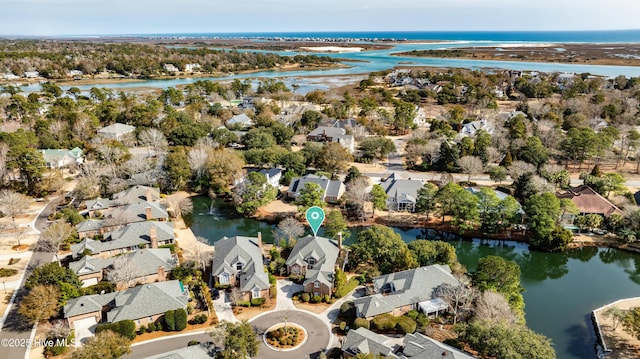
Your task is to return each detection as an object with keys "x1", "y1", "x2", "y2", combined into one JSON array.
[
  {"x1": 210, "y1": 235, "x2": 270, "y2": 301},
  {"x1": 76, "y1": 219, "x2": 105, "y2": 239},
  {"x1": 287, "y1": 174, "x2": 345, "y2": 203},
  {"x1": 307, "y1": 126, "x2": 345, "y2": 142},
  {"x1": 184, "y1": 63, "x2": 201, "y2": 72},
  {"x1": 258, "y1": 168, "x2": 283, "y2": 188},
  {"x1": 82, "y1": 198, "x2": 116, "y2": 218},
  {"x1": 23, "y1": 71, "x2": 40, "y2": 78},
  {"x1": 163, "y1": 64, "x2": 179, "y2": 73},
  {"x1": 226, "y1": 113, "x2": 254, "y2": 129},
  {"x1": 144, "y1": 343, "x2": 217, "y2": 359},
  {"x1": 379, "y1": 173, "x2": 424, "y2": 212},
  {"x1": 2, "y1": 72, "x2": 19, "y2": 80},
  {"x1": 353, "y1": 265, "x2": 460, "y2": 319},
  {"x1": 399, "y1": 332, "x2": 475, "y2": 359},
  {"x1": 71, "y1": 221, "x2": 175, "y2": 259},
  {"x1": 41, "y1": 147, "x2": 84, "y2": 169},
  {"x1": 556, "y1": 185, "x2": 624, "y2": 227},
  {"x1": 342, "y1": 327, "x2": 399, "y2": 358},
  {"x1": 64, "y1": 280, "x2": 189, "y2": 330},
  {"x1": 286, "y1": 235, "x2": 340, "y2": 297},
  {"x1": 69, "y1": 248, "x2": 177, "y2": 288},
  {"x1": 460, "y1": 119, "x2": 494, "y2": 137},
  {"x1": 98, "y1": 123, "x2": 136, "y2": 141},
  {"x1": 68, "y1": 70, "x2": 83, "y2": 77},
  {"x1": 112, "y1": 185, "x2": 161, "y2": 204},
  {"x1": 107, "y1": 200, "x2": 169, "y2": 224}
]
